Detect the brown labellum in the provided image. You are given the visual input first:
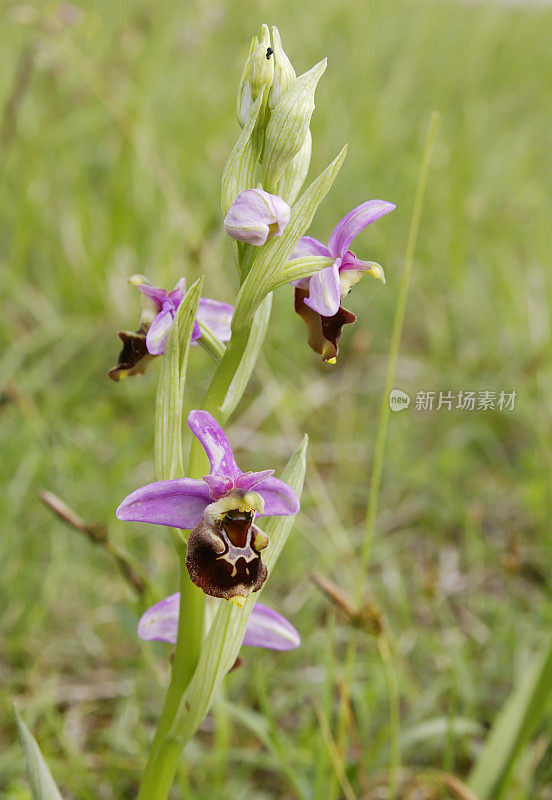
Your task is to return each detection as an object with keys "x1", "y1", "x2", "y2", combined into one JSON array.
[
  {"x1": 108, "y1": 327, "x2": 156, "y2": 381},
  {"x1": 294, "y1": 288, "x2": 355, "y2": 362},
  {"x1": 186, "y1": 508, "x2": 269, "y2": 601}
]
